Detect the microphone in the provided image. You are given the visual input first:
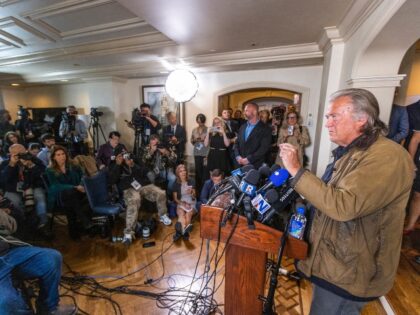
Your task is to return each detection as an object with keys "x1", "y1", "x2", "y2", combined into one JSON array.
[
  {"x1": 230, "y1": 164, "x2": 254, "y2": 177},
  {"x1": 256, "y1": 168, "x2": 289, "y2": 194},
  {"x1": 261, "y1": 185, "x2": 300, "y2": 224},
  {"x1": 208, "y1": 165, "x2": 255, "y2": 205},
  {"x1": 238, "y1": 169, "x2": 260, "y2": 198},
  {"x1": 251, "y1": 189, "x2": 279, "y2": 216},
  {"x1": 258, "y1": 165, "x2": 271, "y2": 179},
  {"x1": 231, "y1": 169, "x2": 259, "y2": 209},
  {"x1": 221, "y1": 170, "x2": 260, "y2": 227}
]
